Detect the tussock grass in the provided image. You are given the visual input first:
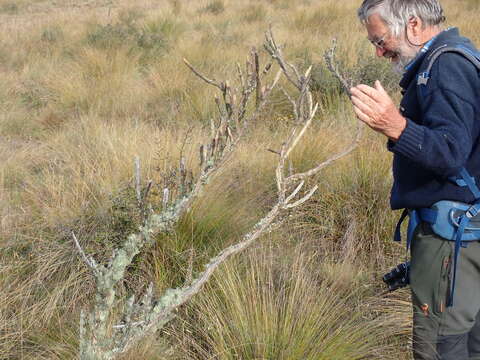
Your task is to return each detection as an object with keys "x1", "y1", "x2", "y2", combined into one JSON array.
[
  {"x1": 290, "y1": 132, "x2": 398, "y2": 265},
  {"x1": 201, "y1": 0, "x2": 225, "y2": 15},
  {"x1": 174, "y1": 243, "x2": 397, "y2": 359}
]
